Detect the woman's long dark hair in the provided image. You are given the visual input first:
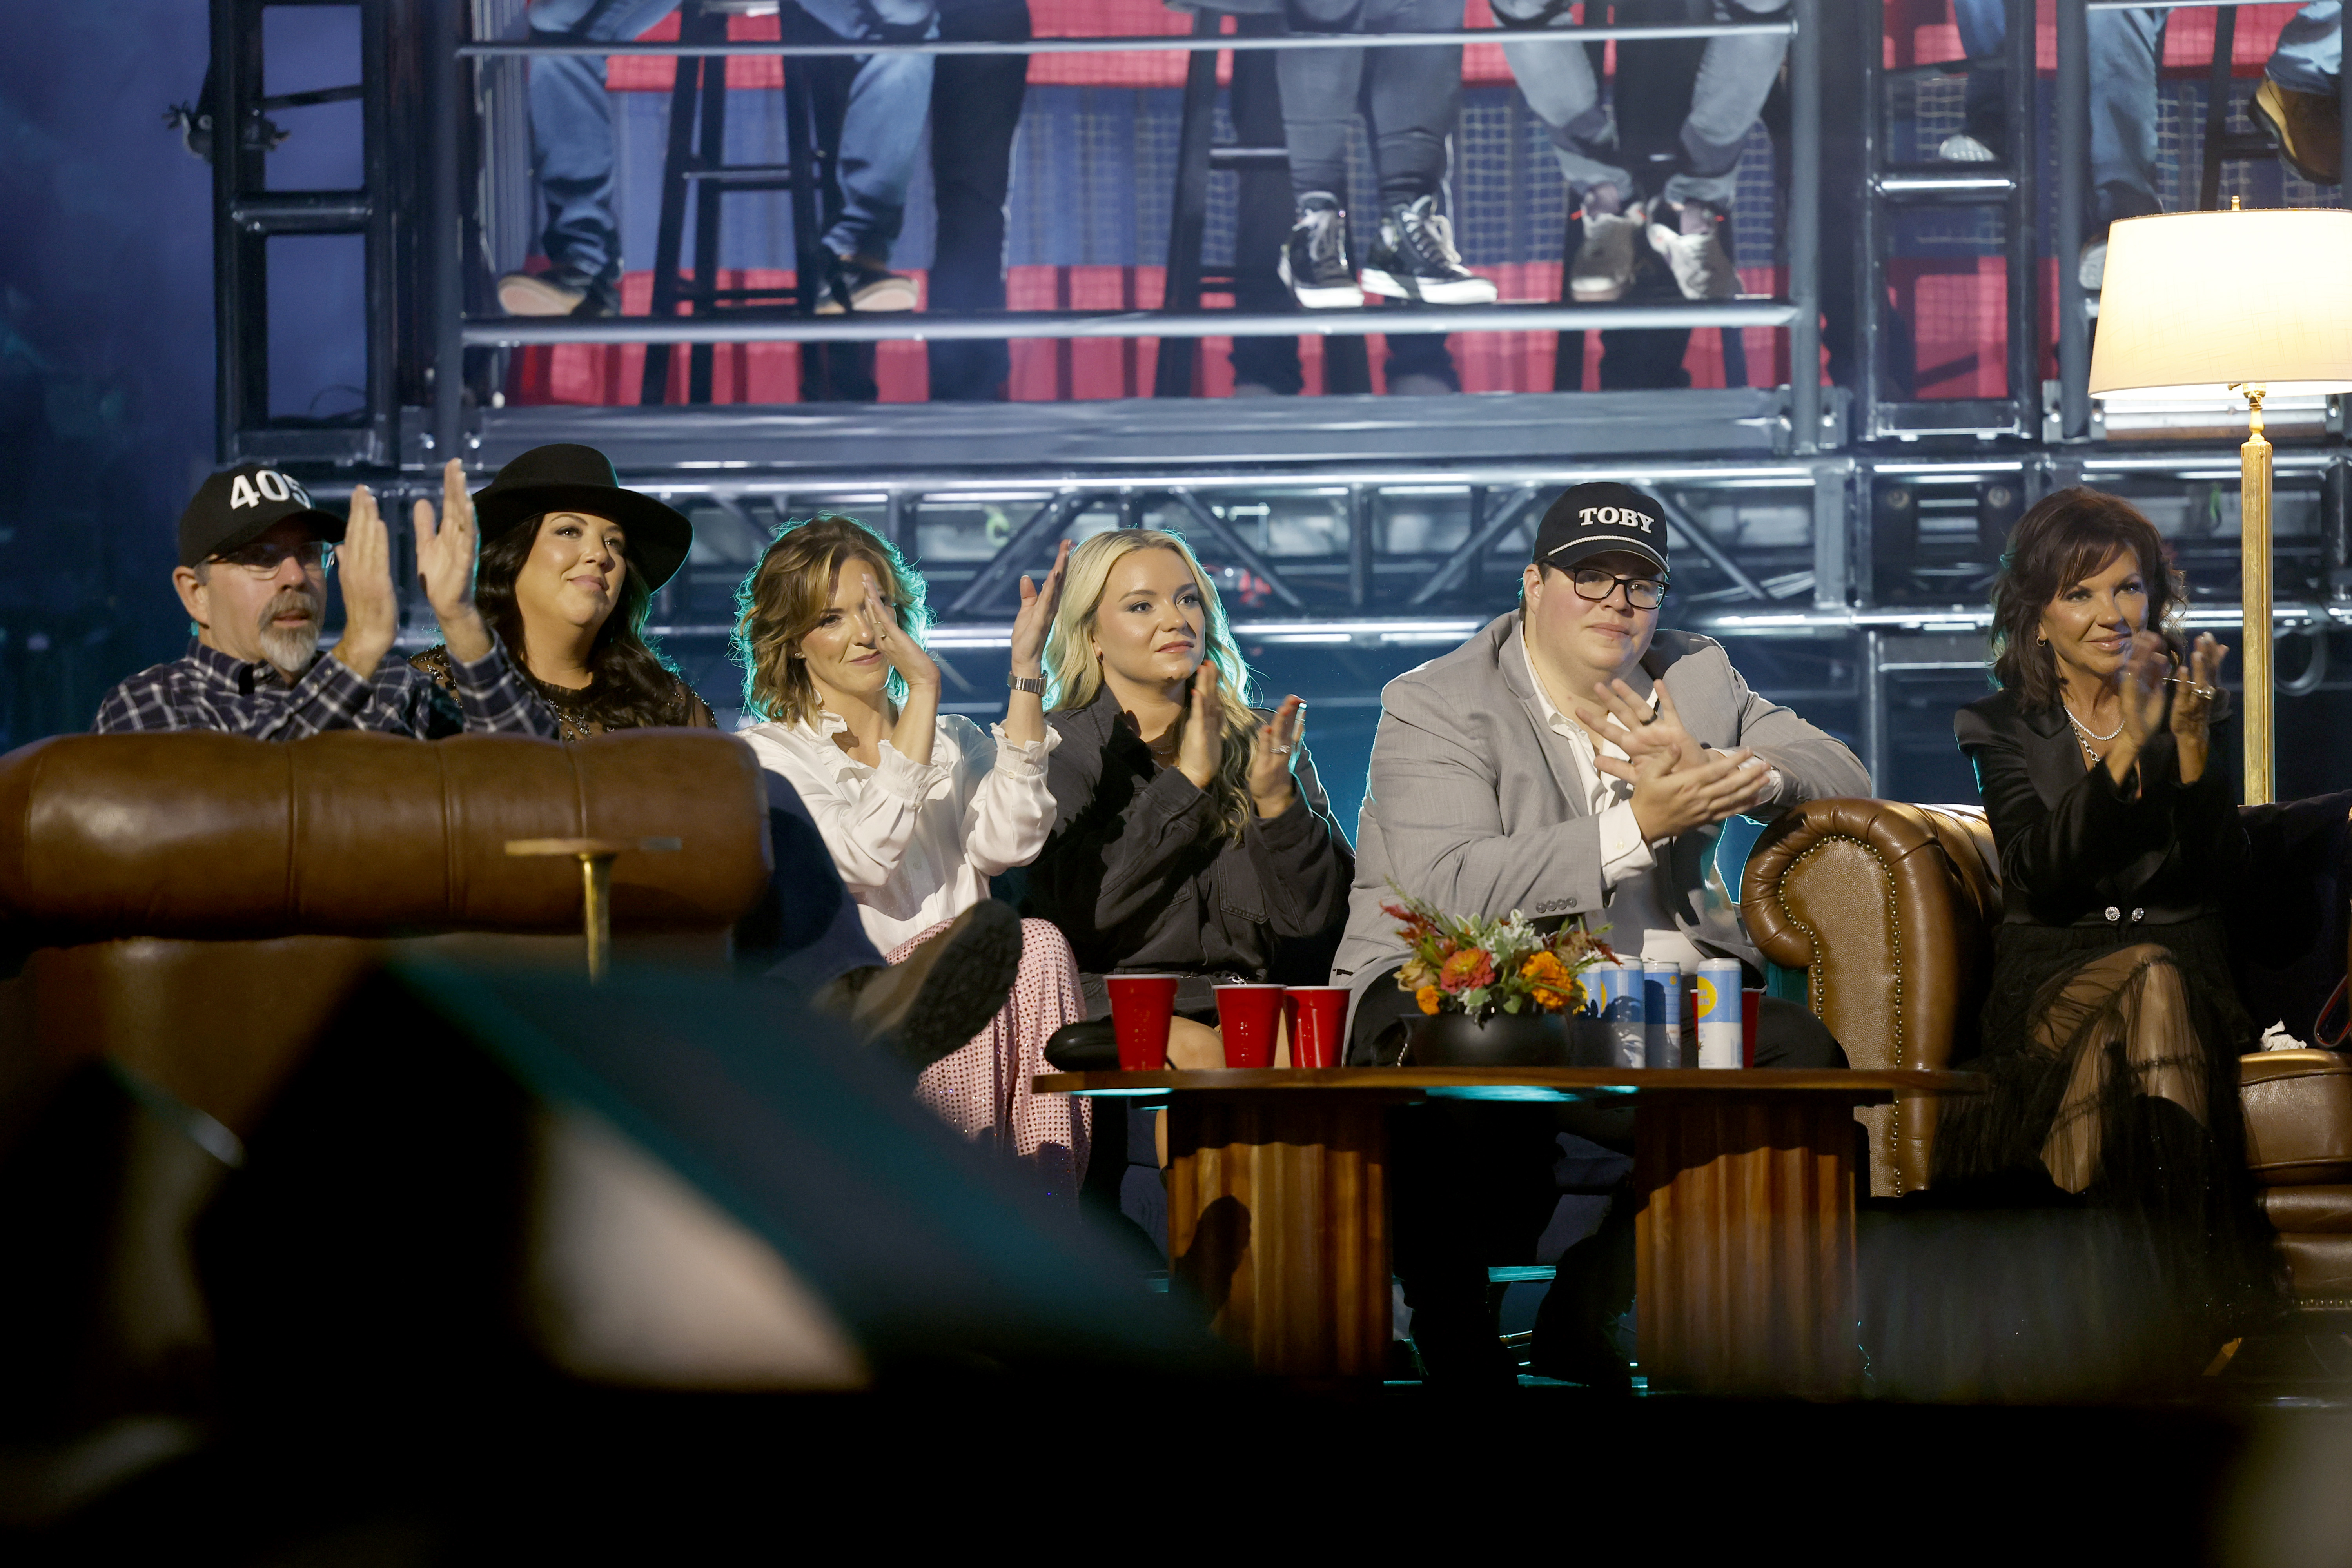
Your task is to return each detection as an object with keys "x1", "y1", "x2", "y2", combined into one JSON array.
[
  {"x1": 474, "y1": 513, "x2": 688, "y2": 729},
  {"x1": 1988, "y1": 486, "x2": 2187, "y2": 711}
]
